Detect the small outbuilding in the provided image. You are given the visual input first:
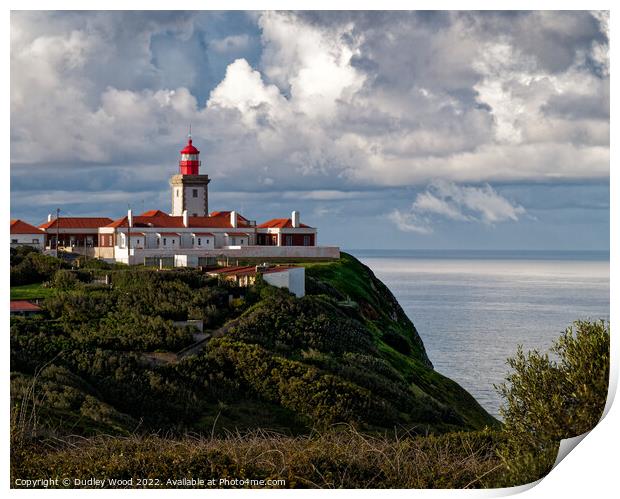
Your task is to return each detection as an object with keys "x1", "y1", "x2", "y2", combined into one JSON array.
[{"x1": 10, "y1": 300, "x2": 43, "y2": 316}]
